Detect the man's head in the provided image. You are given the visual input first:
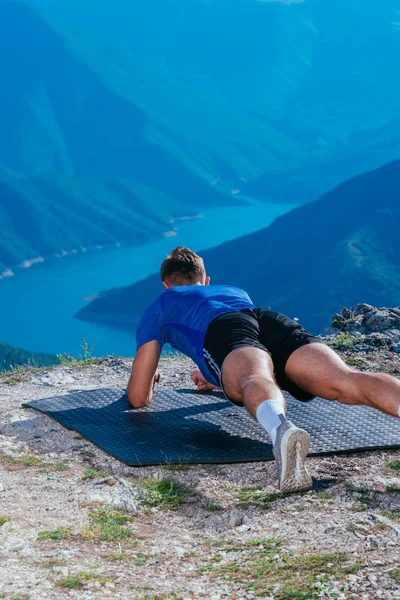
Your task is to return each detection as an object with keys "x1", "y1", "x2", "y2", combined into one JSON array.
[{"x1": 161, "y1": 246, "x2": 210, "y2": 288}]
